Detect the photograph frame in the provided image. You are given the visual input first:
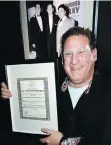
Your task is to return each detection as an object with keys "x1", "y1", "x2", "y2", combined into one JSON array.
[{"x1": 20, "y1": 0, "x2": 98, "y2": 60}]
